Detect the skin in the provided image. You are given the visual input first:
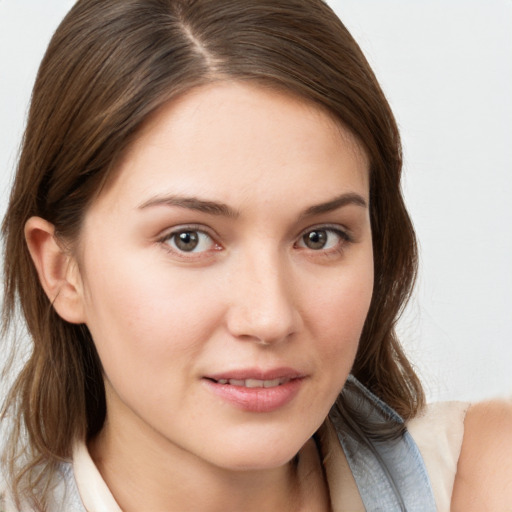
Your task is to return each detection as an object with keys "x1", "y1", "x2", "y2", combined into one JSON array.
[
  {"x1": 26, "y1": 82, "x2": 374, "y2": 511},
  {"x1": 451, "y1": 400, "x2": 512, "y2": 510}
]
